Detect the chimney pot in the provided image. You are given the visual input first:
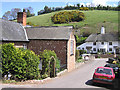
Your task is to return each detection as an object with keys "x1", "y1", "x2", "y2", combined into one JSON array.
[{"x1": 101, "y1": 26, "x2": 105, "y2": 34}]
